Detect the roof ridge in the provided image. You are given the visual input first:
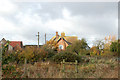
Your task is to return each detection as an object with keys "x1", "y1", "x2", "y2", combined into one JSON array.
[{"x1": 10, "y1": 41, "x2": 22, "y2": 42}]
